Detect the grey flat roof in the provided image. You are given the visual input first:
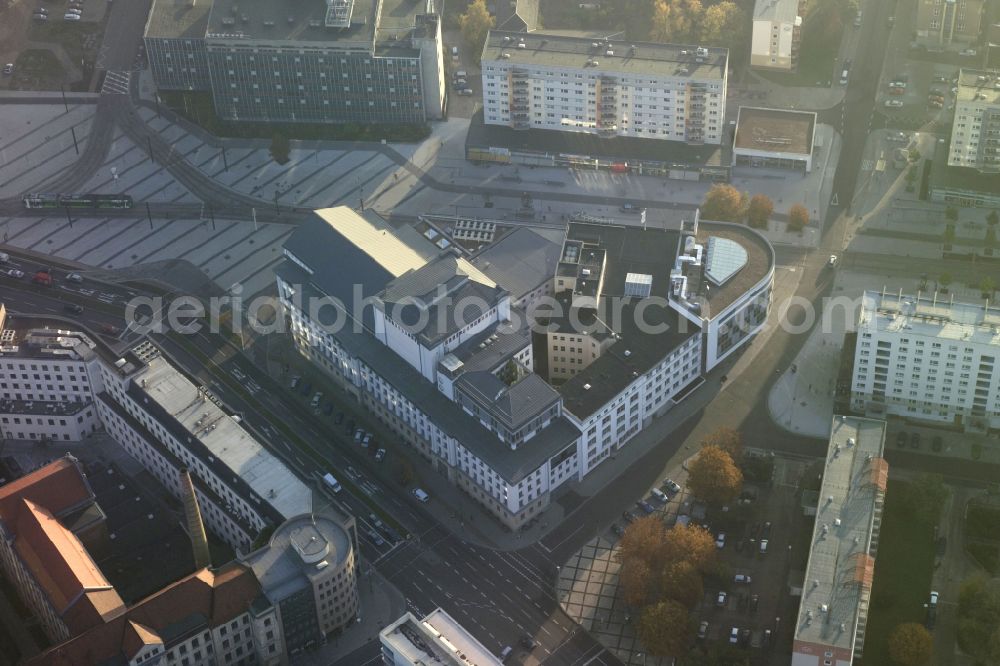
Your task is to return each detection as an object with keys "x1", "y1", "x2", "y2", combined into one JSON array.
[
  {"x1": 482, "y1": 30, "x2": 728, "y2": 80},
  {"x1": 563, "y1": 222, "x2": 683, "y2": 299},
  {"x1": 146, "y1": 0, "x2": 212, "y2": 39},
  {"x1": 753, "y1": 0, "x2": 801, "y2": 22},
  {"x1": 558, "y1": 299, "x2": 699, "y2": 419},
  {"x1": 734, "y1": 106, "x2": 816, "y2": 156},
  {"x1": 0, "y1": 326, "x2": 97, "y2": 362},
  {"x1": 275, "y1": 260, "x2": 580, "y2": 483},
  {"x1": 466, "y1": 109, "x2": 729, "y2": 167},
  {"x1": 794, "y1": 416, "x2": 887, "y2": 652},
  {"x1": 204, "y1": 0, "x2": 424, "y2": 49},
  {"x1": 242, "y1": 512, "x2": 352, "y2": 603},
  {"x1": 956, "y1": 68, "x2": 1000, "y2": 104},
  {"x1": 470, "y1": 227, "x2": 563, "y2": 304},
  {"x1": 441, "y1": 315, "x2": 532, "y2": 377},
  {"x1": 381, "y1": 609, "x2": 502, "y2": 666},
  {"x1": 127, "y1": 353, "x2": 313, "y2": 523}
]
